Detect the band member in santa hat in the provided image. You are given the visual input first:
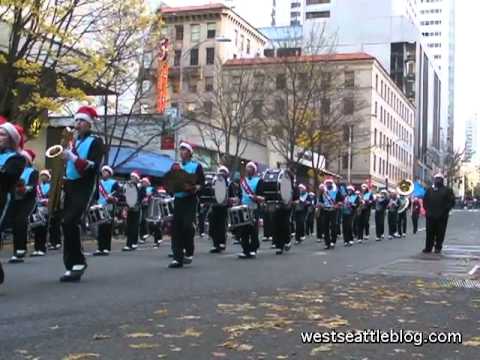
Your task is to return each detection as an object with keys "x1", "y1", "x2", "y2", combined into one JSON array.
[
  {"x1": 8, "y1": 148, "x2": 38, "y2": 263},
  {"x1": 151, "y1": 186, "x2": 168, "y2": 248},
  {"x1": 272, "y1": 168, "x2": 296, "y2": 255},
  {"x1": 60, "y1": 106, "x2": 104, "y2": 282},
  {"x1": 0, "y1": 122, "x2": 26, "y2": 284},
  {"x1": 293, "y1": 183, "x2": 309, "y2": 244},
  {"x1": 139, "y1": 176, "x2": 155, "y2": 243},
  {"x1": 387, "y1": 190, "x2": 400, "y2": 239},
  {"x1": 94, "y1": 165, "x2": 120, "y2": 256},
  {"x1": 305, "y1": 192, "x2": 316, "y2": 237},
  {"x1": 208, "y1": 165, "x2": 236, "y2": 253},
  {"x1": 374, "y1": 189, "x2": 389, "y2": 241},
  {"x1": 31, "y1": 169, "x2": 51, "y2": 256},
  {"x1": 316, "y1": 178, "x2": 343, "y2": 250},
  {"x1": 422, "y1": 173, "x2": 455, "y2": 254},
  {"x1": 315, "y1": 184, "x2": 325, "y2": 243},
  {"x1": 357, "y1": 183, "x2": 374, "y2": 242},
  {"x1": 123, "y1": 170, "x2": 145, "y2": 251},
  {"x1": 169, "y1": 141, "x2": 205, "y2": 268},
  {"x1": 342, "y1": 185, "x2": 360, "y2": 247},
  {"x1": 237, "y1": 161, "x2": 264, "y2": 259}
]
